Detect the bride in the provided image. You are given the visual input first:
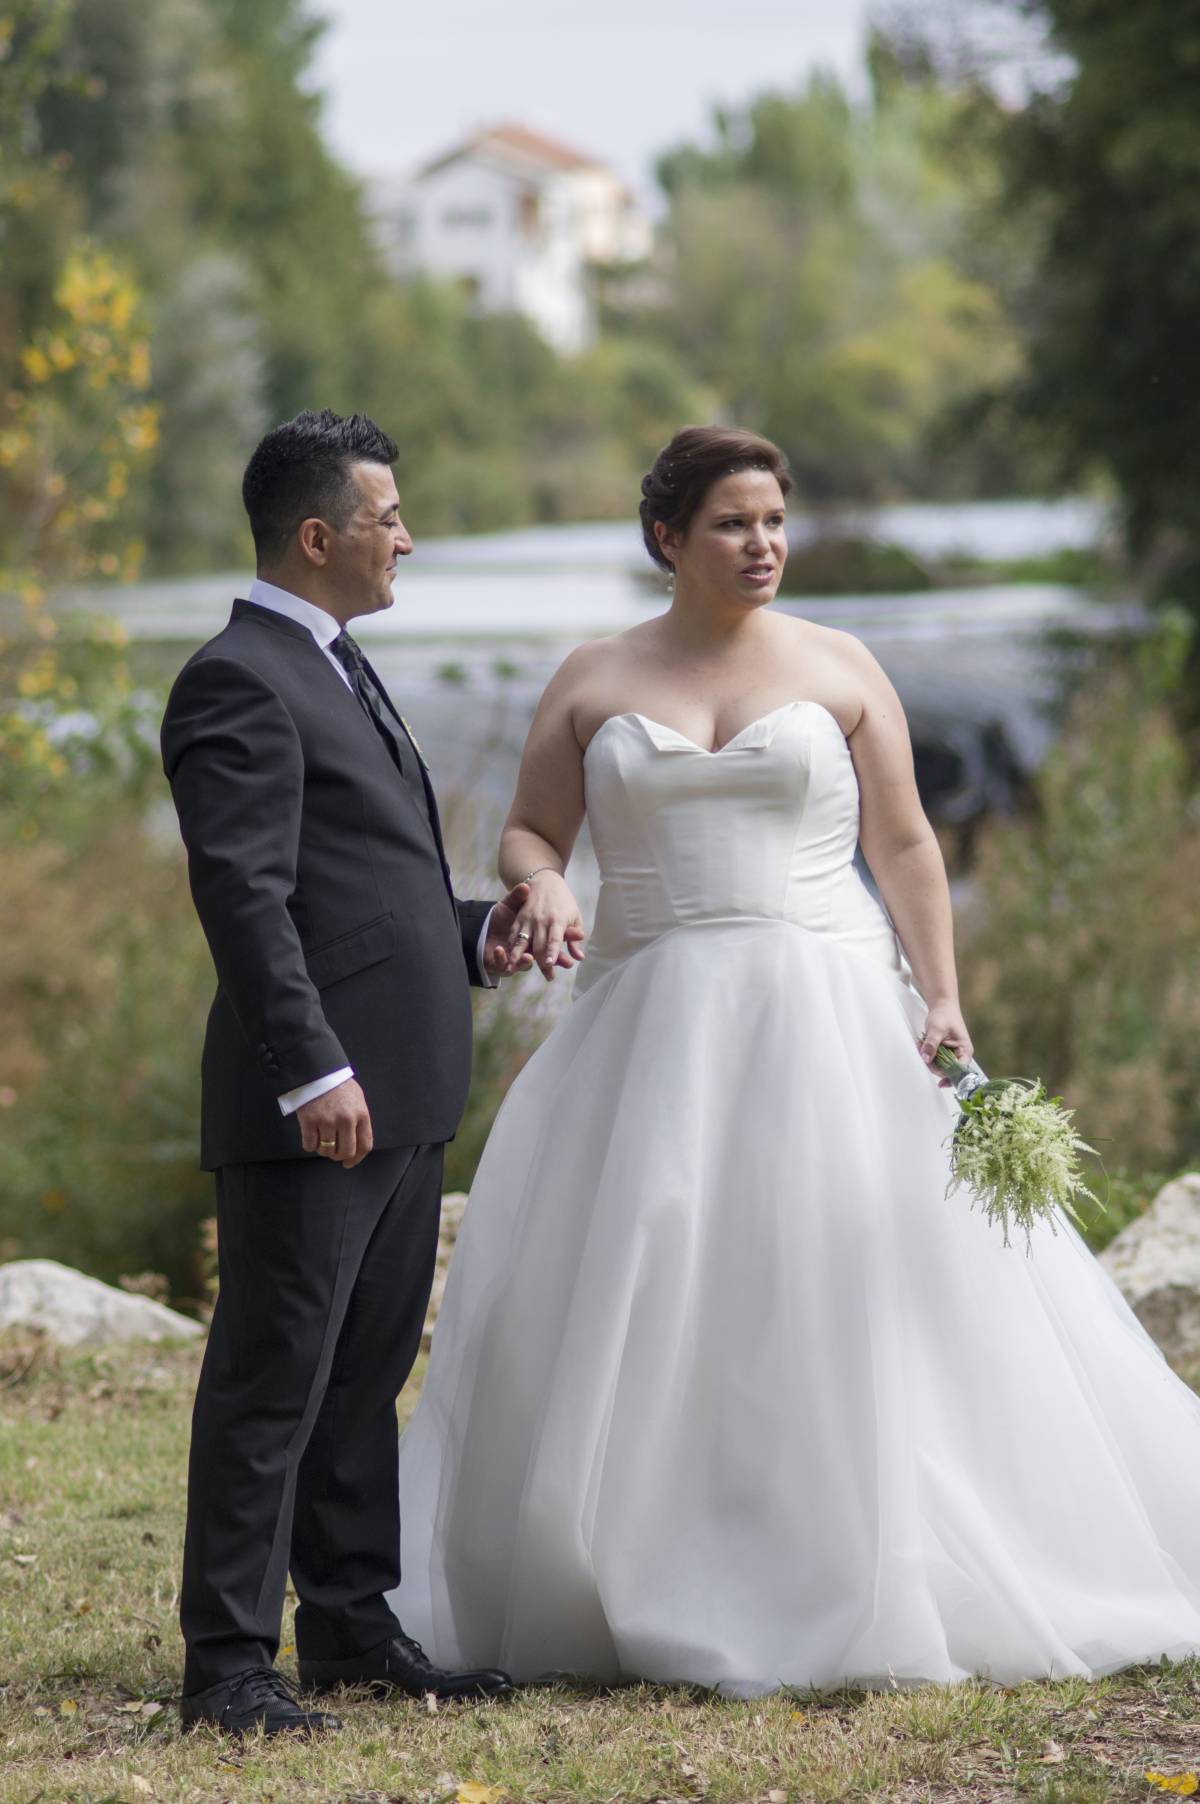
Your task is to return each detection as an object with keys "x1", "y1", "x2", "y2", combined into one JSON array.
[{"x1": 390, "y1": 426, "x2": 1200, "y2": 1694}]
